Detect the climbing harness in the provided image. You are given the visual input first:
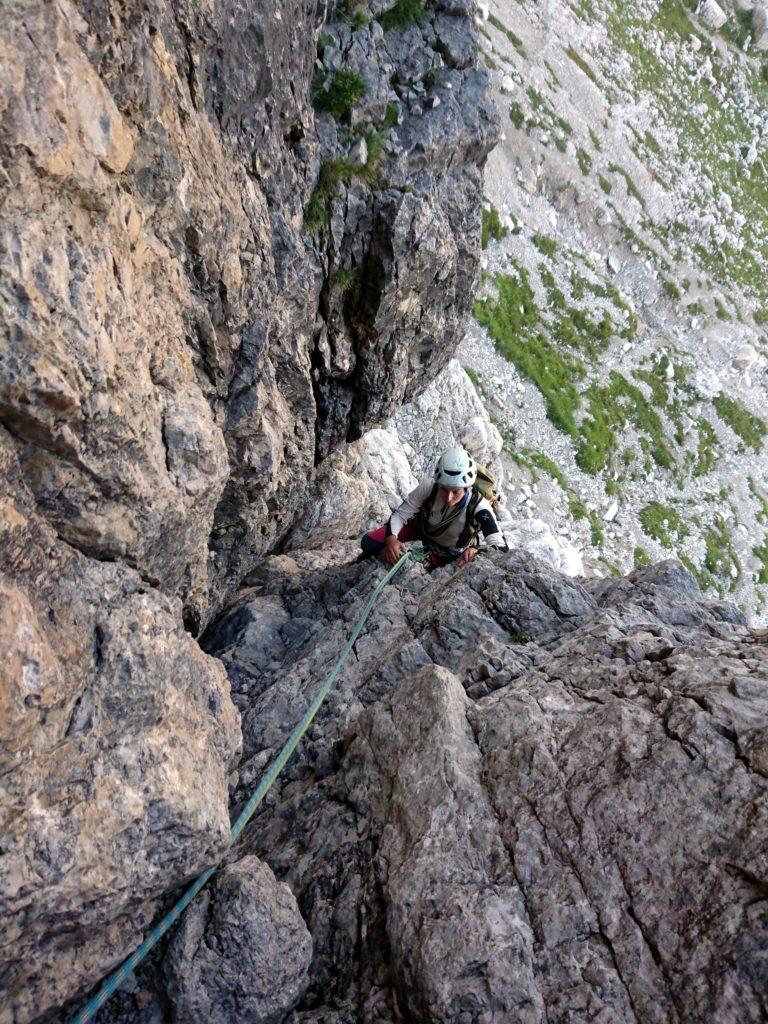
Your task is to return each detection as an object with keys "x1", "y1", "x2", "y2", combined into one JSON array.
[{"x1": 68, "y1": 552, "x2": 412, "y2": 1024}]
